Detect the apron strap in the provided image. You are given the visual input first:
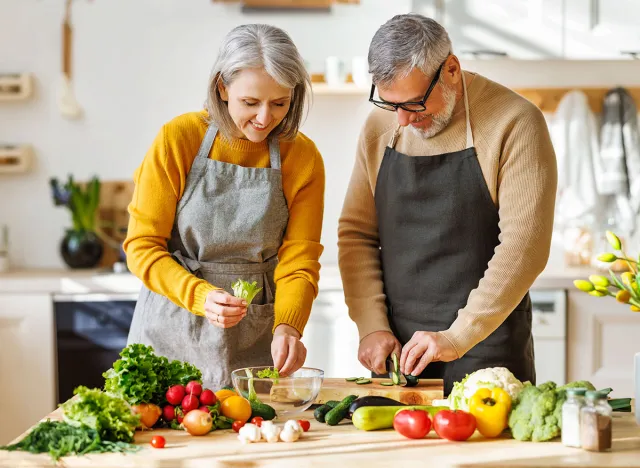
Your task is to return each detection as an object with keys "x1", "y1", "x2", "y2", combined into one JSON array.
[
  {"x1": 461, "y1": 71, "x2": 474, "y2": 149},
  {"x1": 196, "y1": 125, "x2": 219, "y2": 161},
  {"x1": 388, "y1": 125, "x2": 401, "y2": 149},
  {"x1": 268, "y1": 135, "x2": 281, "y2": 170}
]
